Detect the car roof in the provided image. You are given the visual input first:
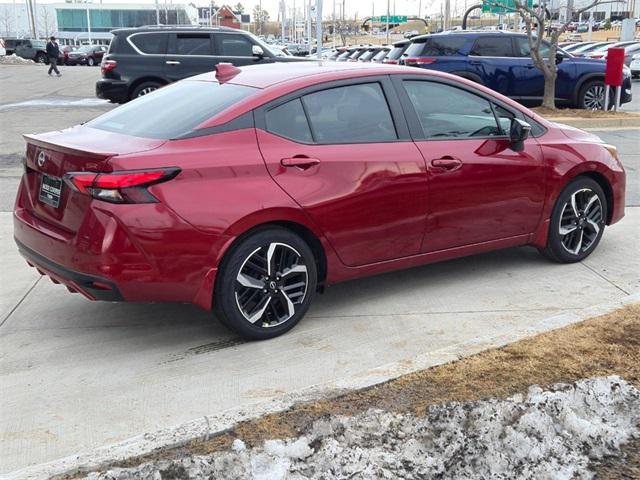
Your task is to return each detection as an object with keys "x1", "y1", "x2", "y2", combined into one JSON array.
[{"x1": 112, "y1": 25, "x2": 243, "y2": 35}]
